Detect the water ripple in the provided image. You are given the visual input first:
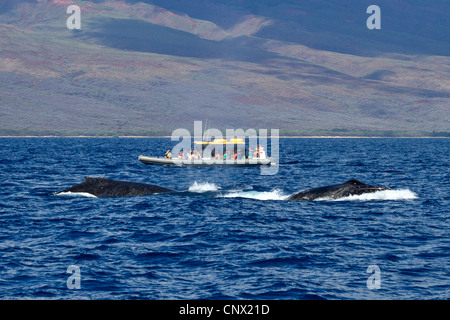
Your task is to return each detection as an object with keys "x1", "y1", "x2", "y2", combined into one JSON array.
[{"x1": 0, "y1": 138, "x2": 448, "y2": 299}]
